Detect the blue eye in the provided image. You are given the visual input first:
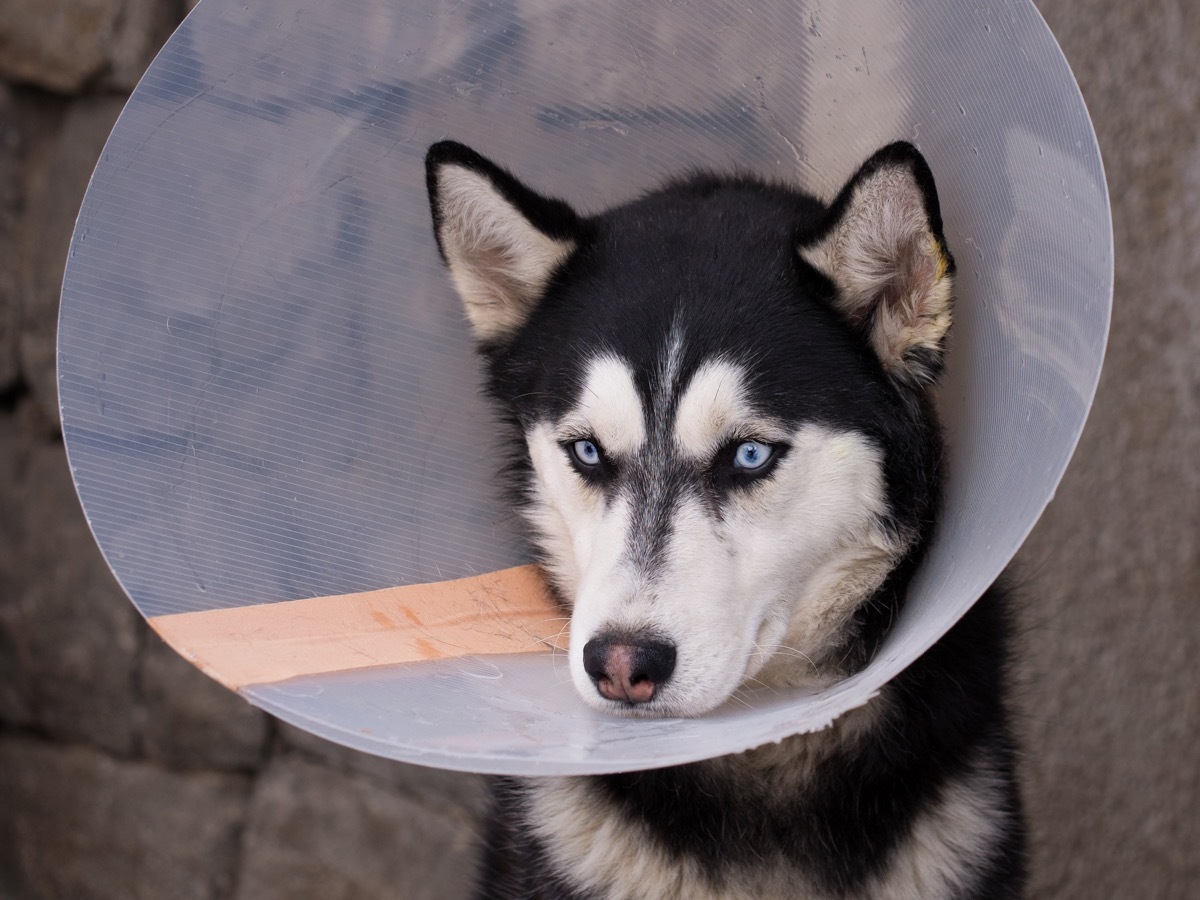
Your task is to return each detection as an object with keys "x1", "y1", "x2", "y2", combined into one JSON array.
[
  {"x1": 733, "y1": 440, "x2": 773, "y2": 470},
  {"x1": 571, "y1": 438, "x2": 601, "y2": 467}
]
